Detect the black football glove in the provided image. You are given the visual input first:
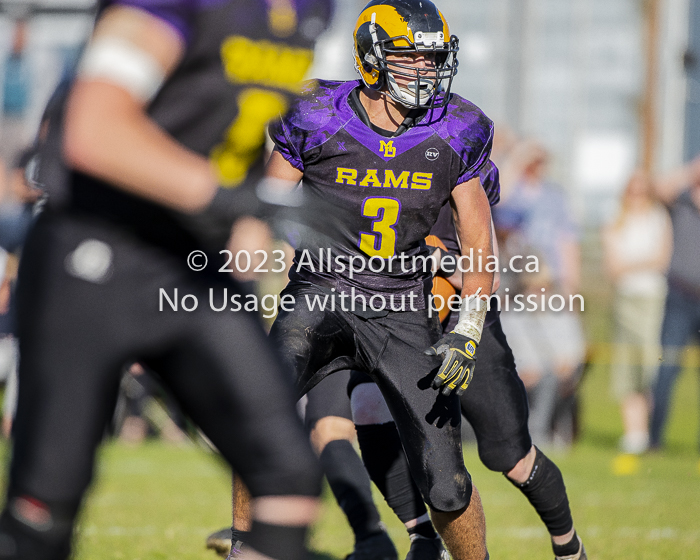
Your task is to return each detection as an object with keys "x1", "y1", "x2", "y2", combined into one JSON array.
[
  {"x1": 176, "y1": 180, "x2": 304, "y2": 251},
  {"x1": 174, "y1": 186, "x2": 261, "y2": 251},
  {"x1": 425, "y1": 332, "x2": 478, "y2": 396}
]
